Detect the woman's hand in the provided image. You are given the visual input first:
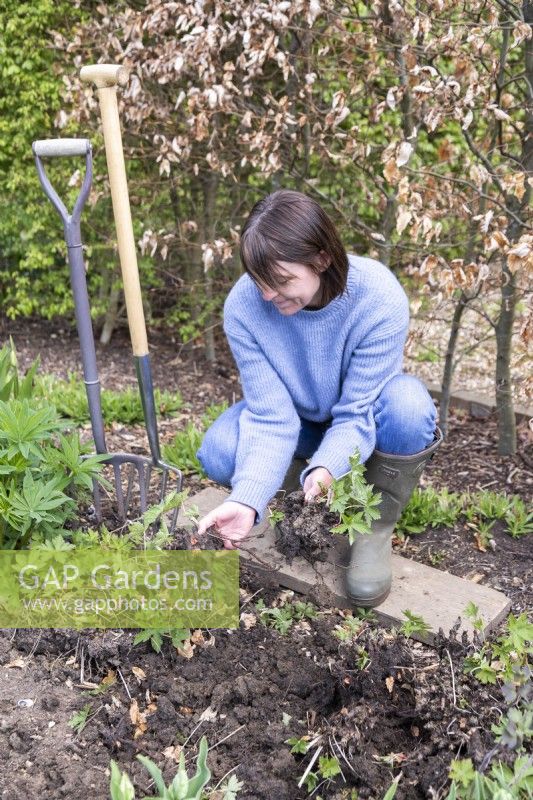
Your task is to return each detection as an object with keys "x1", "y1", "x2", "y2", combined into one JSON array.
[
  {"x1": 303, "y1": 467, "x2": 333, "y2": 503},
  {"x1": 196, "y1": 501, "x2": 257, "y2": 550}
]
